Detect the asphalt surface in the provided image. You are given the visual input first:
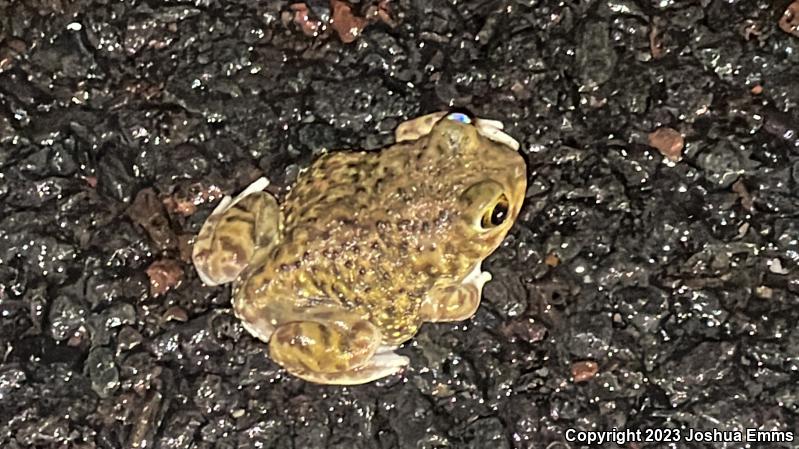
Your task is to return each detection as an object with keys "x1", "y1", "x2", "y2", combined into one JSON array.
[{"x1": 1, "y1": 1, "x2": 799, "y2": 448}]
